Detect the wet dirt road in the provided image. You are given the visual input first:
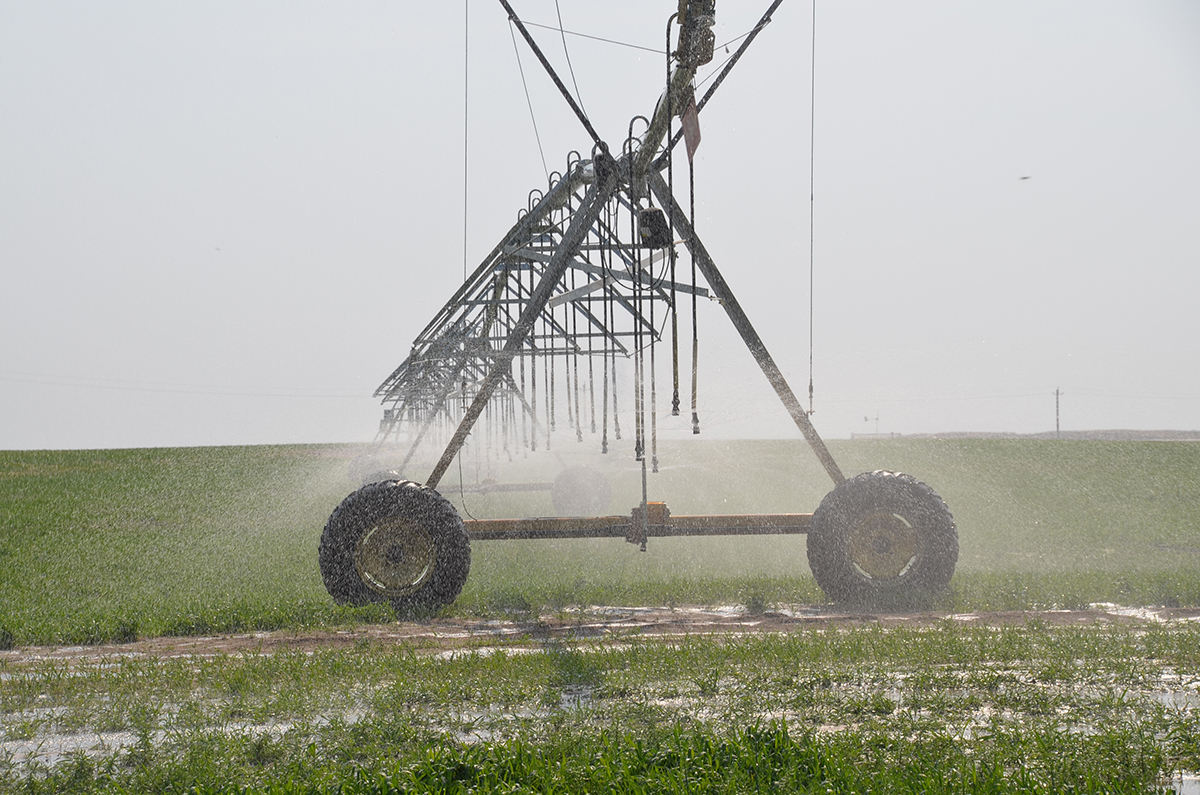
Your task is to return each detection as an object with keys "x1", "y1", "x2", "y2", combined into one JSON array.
[{"x1": 6, "y1": 603, "x2": 1200, "y2": 665}]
